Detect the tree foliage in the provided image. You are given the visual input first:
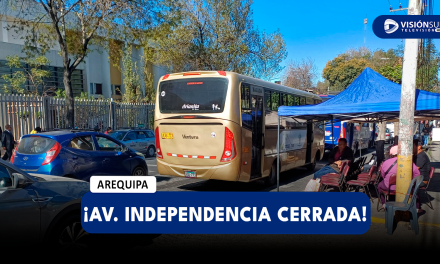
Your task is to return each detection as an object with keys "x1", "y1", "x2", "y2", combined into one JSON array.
[
  {"x1": 121, "y1": 45, "x2": 144, "y2": 104},
  {"x1": 417, "y1": 39, "x2": 440, "y2": 92},
  {"x1": 147, "y1": 0, "x2": 287, "y2": 80},
  {"x1": 4, "y1": 0, "x2": 168, "y2": 127},
  {"x1": 322, "y1": 47, "x2": 404, "y2": 91},
  {"x1": 322, "y1": 43, "x2": 440, "y2": 92},
  {"x1": 1, "y1": 55, "x2": 51, "y2": 95},
  {"x1": 282, "y1": 58, "x2": 317, "y2": 90}
]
